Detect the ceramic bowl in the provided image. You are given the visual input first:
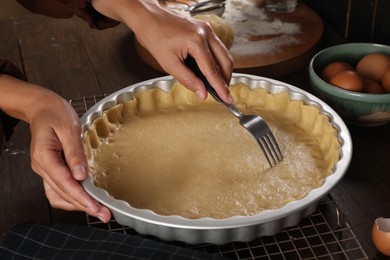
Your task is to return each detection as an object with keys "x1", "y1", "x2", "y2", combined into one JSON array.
[{"x1": 309, "y1": 43, "x2": 390, "y2": 126}]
